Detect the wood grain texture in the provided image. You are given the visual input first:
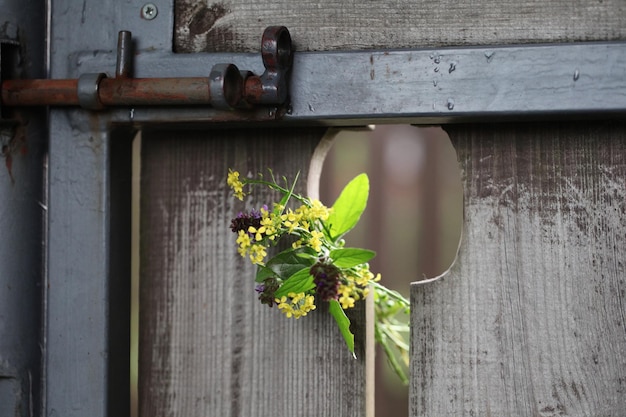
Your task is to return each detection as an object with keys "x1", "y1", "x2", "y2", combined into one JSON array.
[
  {"x1": 139, "y1": 128, "x2": 370, "y2": 417},
  {"x1": 174, "y1": 0, "x2": 625, "y2": 52},
  {"x1": 410, "y1": 122, "x2": 626, "y2": 416}
]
